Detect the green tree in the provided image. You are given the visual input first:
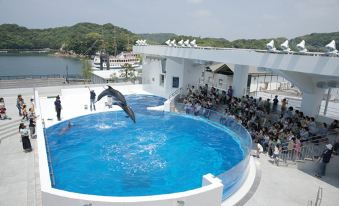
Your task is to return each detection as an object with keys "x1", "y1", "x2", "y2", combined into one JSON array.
[
  {"x1": 110, "y1": 73, "x2": 117, "y2": 83},
  {"x1": 81, "y1": 59, "x2": 92, "y2": 83},
  {"x1": 121, "y1": 63, "x2": 136, "y2": 83}
]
